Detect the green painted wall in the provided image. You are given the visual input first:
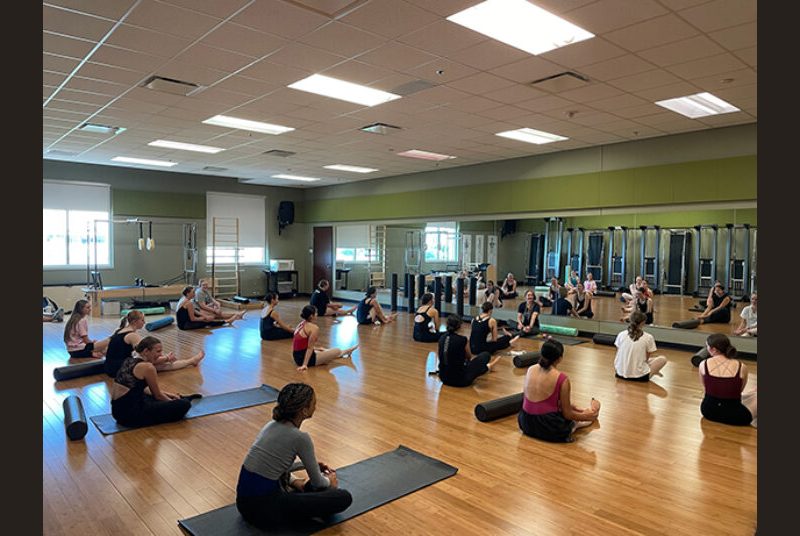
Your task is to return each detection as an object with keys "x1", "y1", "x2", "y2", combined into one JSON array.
[
  {"x1": 113, "y1": 190, "x2": 206, "y2": 219},
  {"x1": 300, "y1": 156, "x2": 756, "y2": 223},
  {"x1": 562, "y1": 209, "x2": 757, "y2": 229}
]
